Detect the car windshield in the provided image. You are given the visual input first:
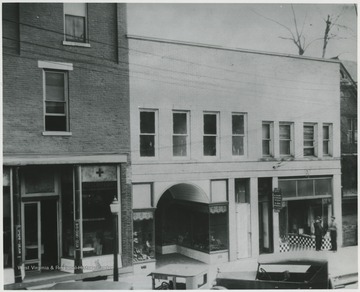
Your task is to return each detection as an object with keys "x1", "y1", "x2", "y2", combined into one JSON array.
[{"x1": 260, "y1": 264, "x2": 311, "y2": 273}]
